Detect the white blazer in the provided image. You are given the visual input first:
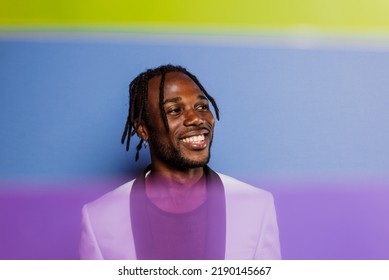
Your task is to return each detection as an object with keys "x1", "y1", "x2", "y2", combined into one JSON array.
[{"x1": 79, "y1": 173, "x2": 281, "y2": 259}]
